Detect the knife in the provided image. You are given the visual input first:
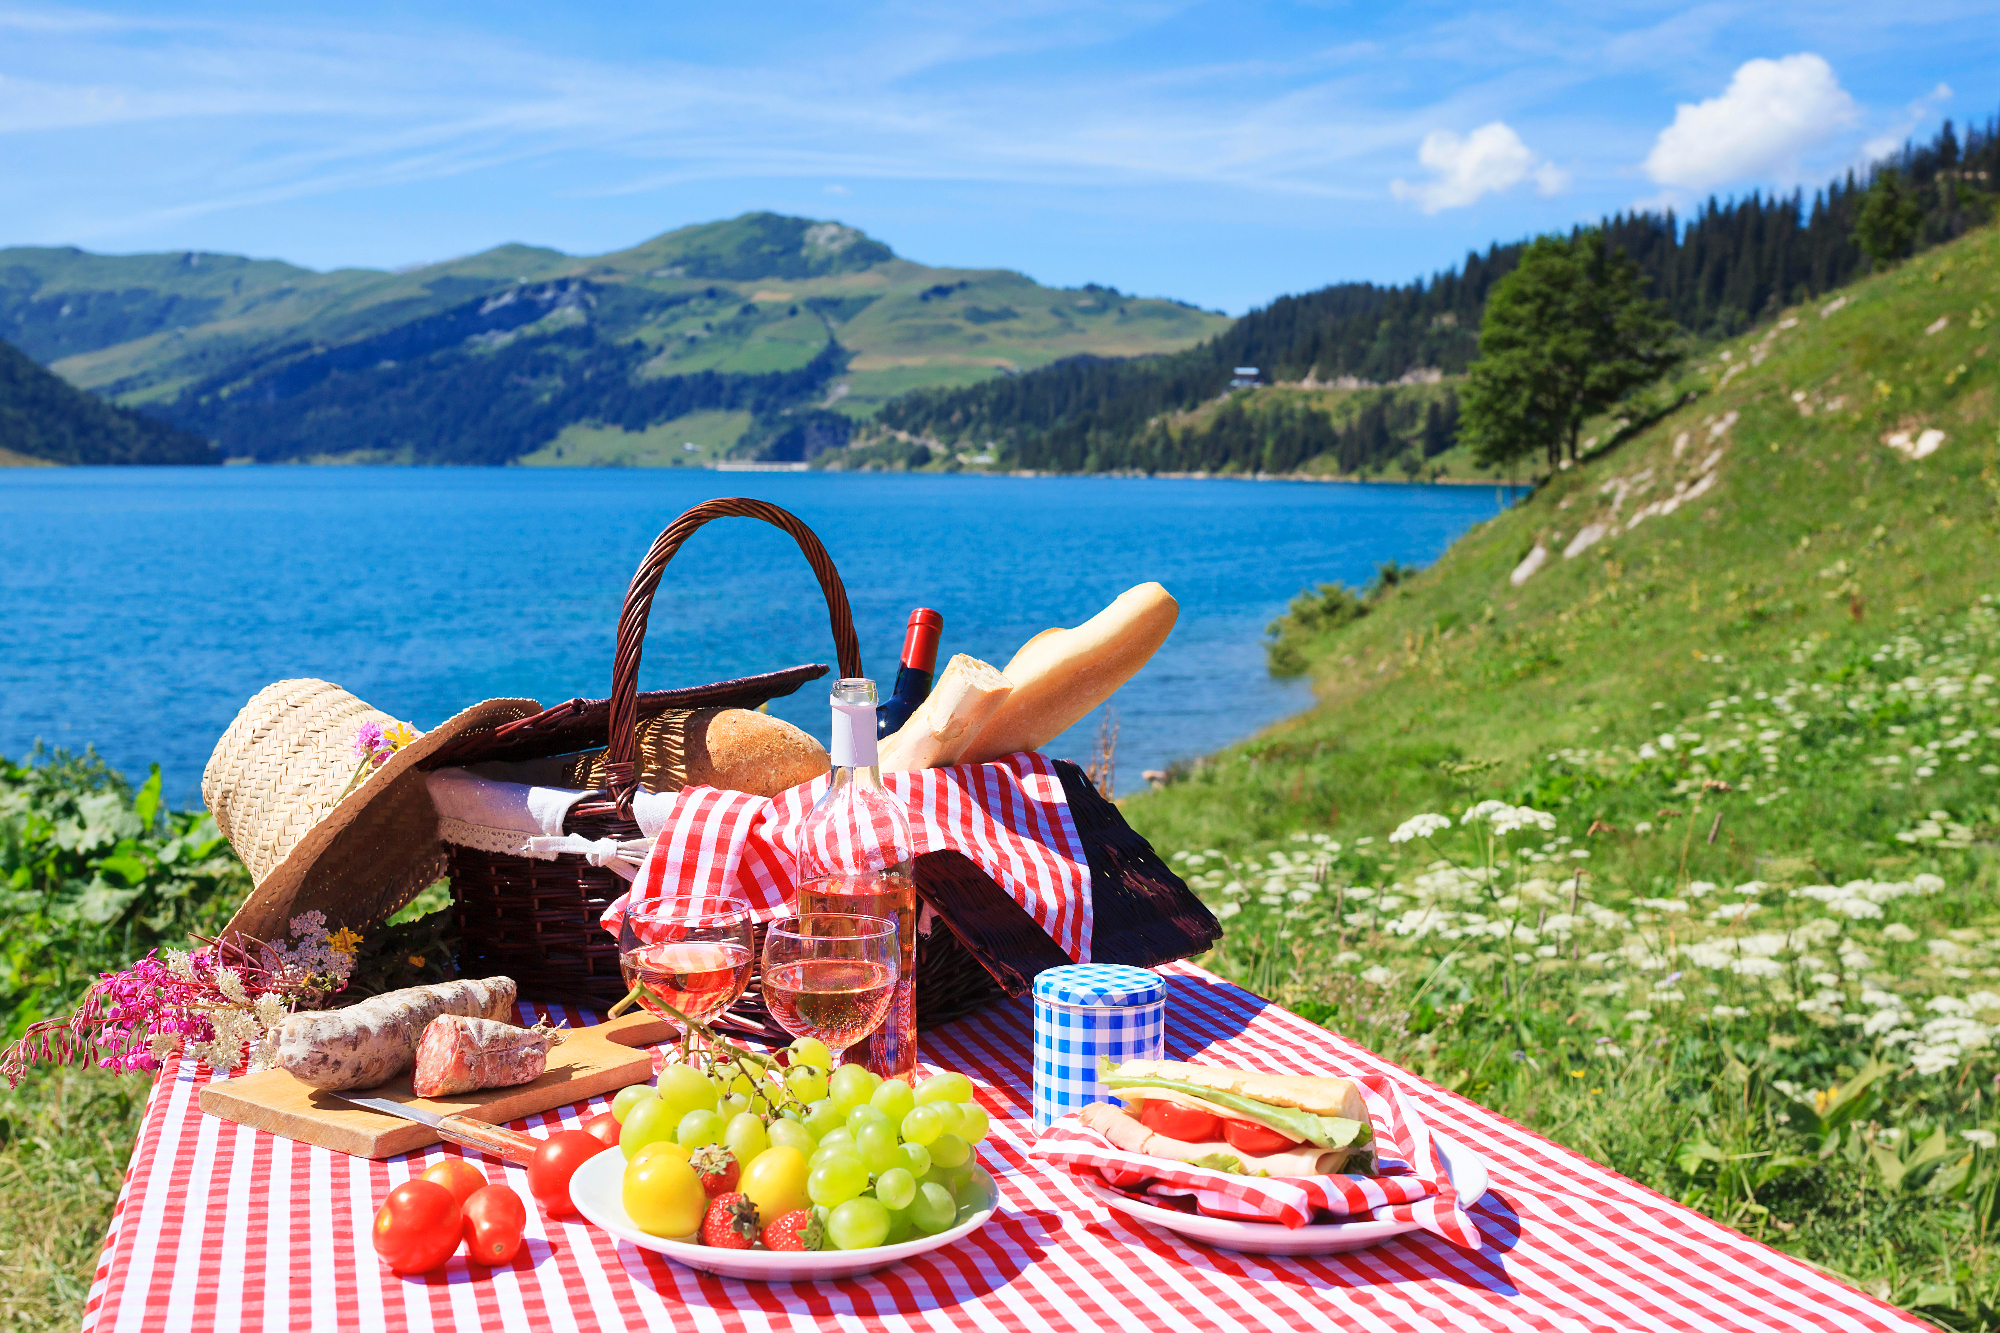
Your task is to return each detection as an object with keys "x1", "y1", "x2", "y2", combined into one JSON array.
[{"x1": 333, "y1": 1093, "x2": 542, "y2": 1165}]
